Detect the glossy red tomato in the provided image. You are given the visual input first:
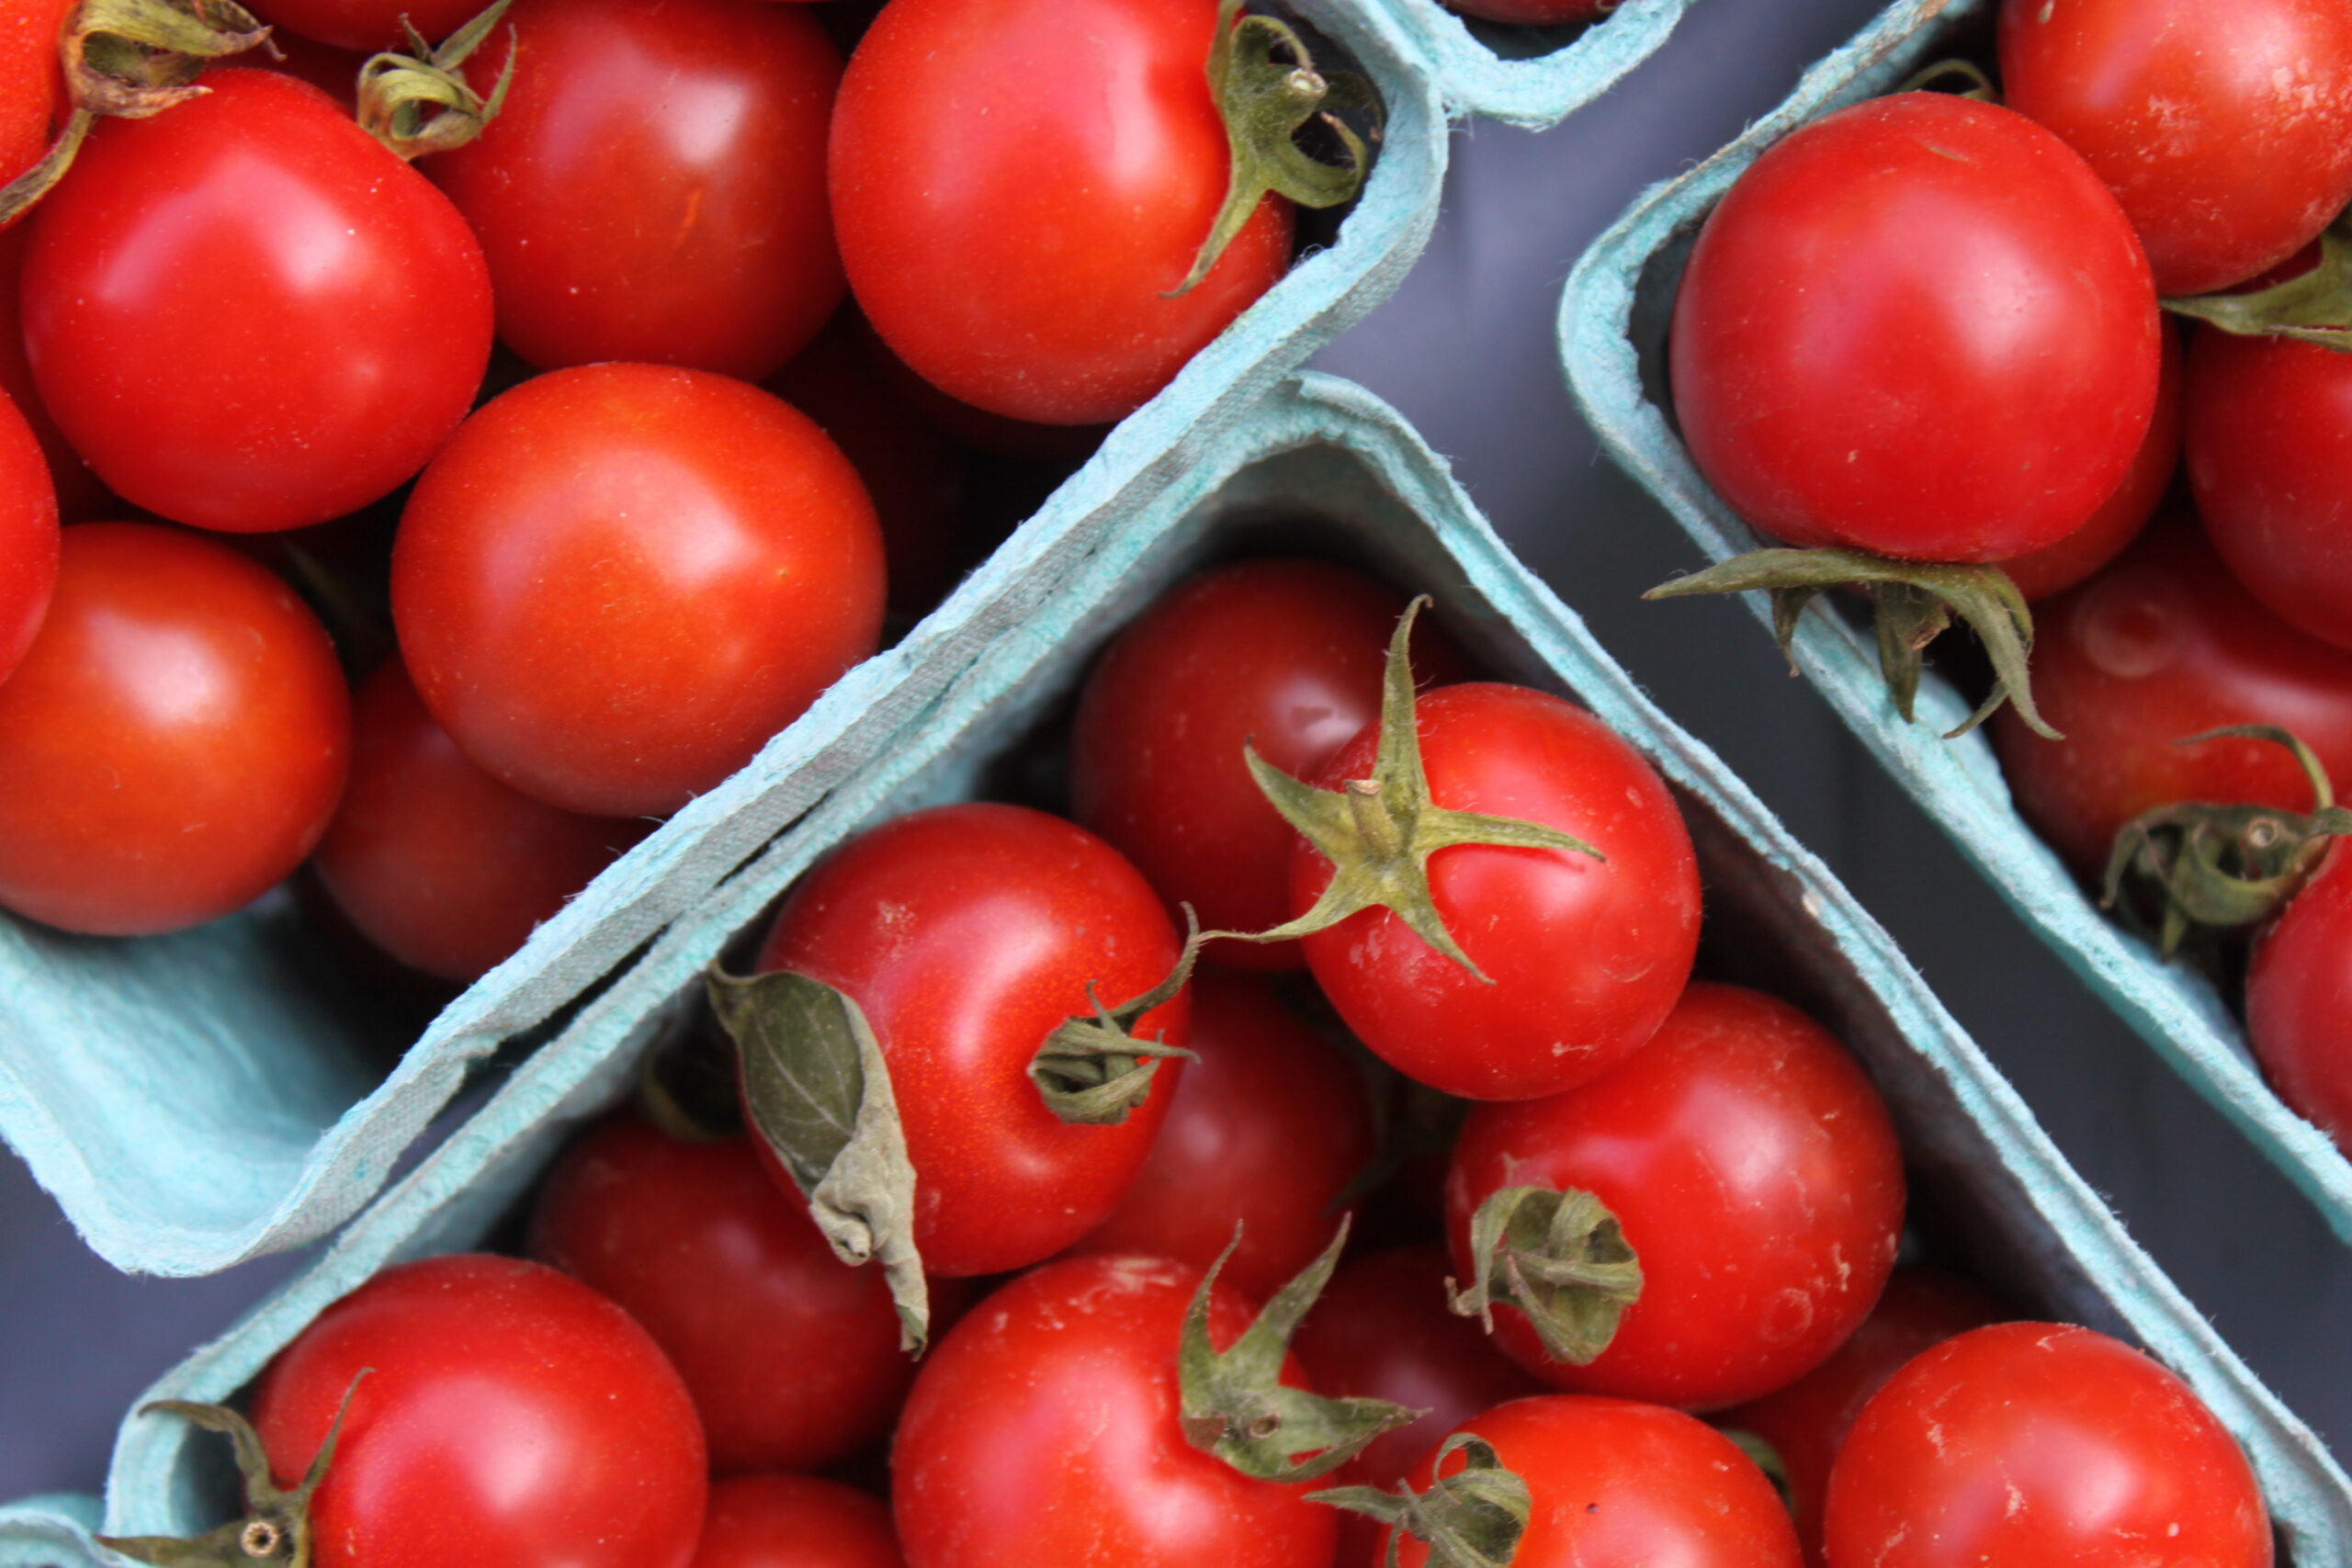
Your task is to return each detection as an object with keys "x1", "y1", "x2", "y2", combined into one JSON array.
[
  {"x1": 2247, "y1": 845, "x2": 2352, "y2": 1153},
  {"x1": 1393, "y1": 1396, "x2": 1801, "y2": 1568},
  {"x1": 1448, "y1": 983, "x2": 1905, "y2": 1409},
  {"x1": 0, "y1": 385, "x2": 55, "y2": 684},
  {"x1": 1064, "y1": 971, "x2": 1377, "y2": 1299},
  {"x1": 1295, "y1": 1245, "x2": 1539, "y2": 1568},
  {"x1": 248, "y1": 0, "x2": 479, "y2": 51},
  {"x1": 2003, "y1": 322, "x2": 2183, "y2": 604},
  {"x1": 692, "y1": 1475, "x2": 904, "y2": 1568},
  {"x1": 1717, "y1": 1268, "x2": 2008, "y2": 1563},
  {"x1": 434, "y1": 0, "x2": 842, "y2": 380},
  {"x1": 249, "y1": 1254, "x2": 708, "y2": 1568},
  {"x1": 1990, "y1": 518, "x2": 2352, "y2": 876},
  {"x1": 0, "y1": 228, "x2": 104, "y2": 523},
  {"x1": 1672, "y1": 93, "x2": 2159, "y2": 562},
  {"x1": 0, "y1": 524, "x2": 347, "y2": 935},
  {"x1": 0, "y1": 0, "x2": 70, "y2": 185},
  {"x1": 757, "y1": 803, "x2": 1189, "y2": 1277},
  {"x1": 1292, "y1": 682, "x2": 1701, "y2": 1101},
  {"x1": 21, "y1": 70, "x2": 491, "y2": 533},
  {"x1": 893, "y1": 1254, "x2": 1337, "y2": 1568},
  {"x1": 393, "y1": 363, "x2": 884, "y2": 818},
  {"x1": 2000, "y1": 0, "x2": 2352, "y2": 296},
  {"x1": 1072, "y1": 559, "x2": 1466, "y2": 970},
  {"x1": 1824, "y1": 1323, "x2": 2270, "y2": 1568},
  {"x1": 831, "y1": 0, "x2": 1293, "y2": 425}
]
